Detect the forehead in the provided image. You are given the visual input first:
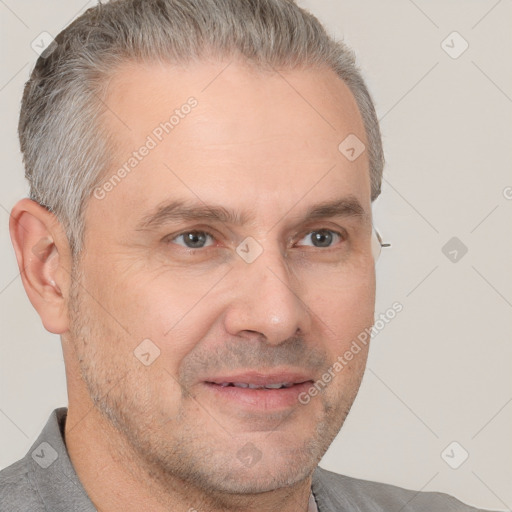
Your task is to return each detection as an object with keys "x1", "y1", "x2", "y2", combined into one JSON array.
[{"x1": 92, "y1": 59, "x2": 371, "y2": 228}]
